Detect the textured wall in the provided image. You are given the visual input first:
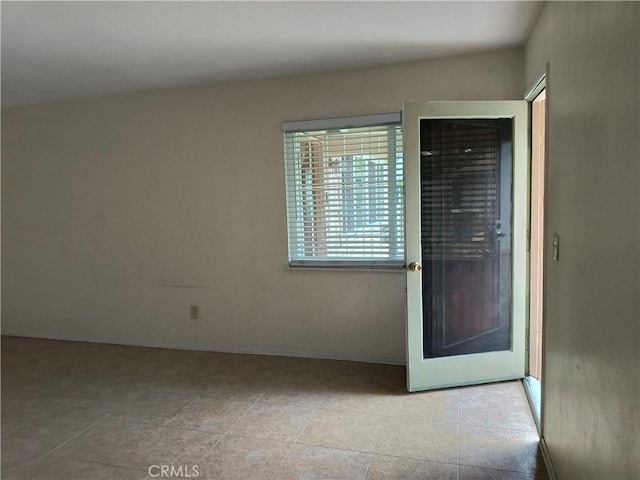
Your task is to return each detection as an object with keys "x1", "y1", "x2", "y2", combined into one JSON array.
[
  {"x1": 526, "y1": 3, "x2": 639, "y2": 478},
  {"x1": 2, "y1": 49, "x2": 524, "y2": 364}
]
